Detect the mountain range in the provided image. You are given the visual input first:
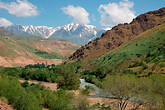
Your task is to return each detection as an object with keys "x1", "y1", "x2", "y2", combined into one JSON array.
[{"x1": 5, "y1": 23, "x2": 106, "y2": 45}]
